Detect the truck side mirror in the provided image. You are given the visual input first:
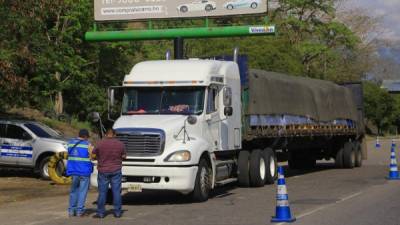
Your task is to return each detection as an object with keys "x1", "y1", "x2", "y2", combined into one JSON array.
[
  {"x1": 90, "y1": 112, "x2": 101, "y2": 123},
  {"x1": 224, "y1": 107, "x2": 233, "y2": 116},
  {"x1": 109, "y1": 89, "x2": 115, "y2": 107}
]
